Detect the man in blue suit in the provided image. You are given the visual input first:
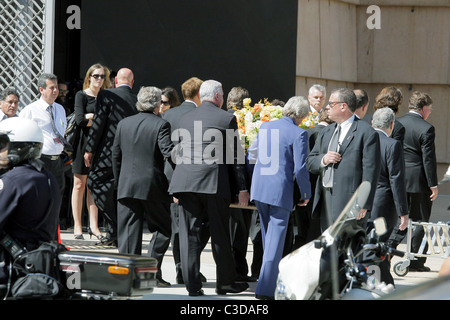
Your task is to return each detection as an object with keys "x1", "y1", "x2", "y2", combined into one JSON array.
[{"x1": 248, "y1": 96, "x2": 311, "y2": 300}]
